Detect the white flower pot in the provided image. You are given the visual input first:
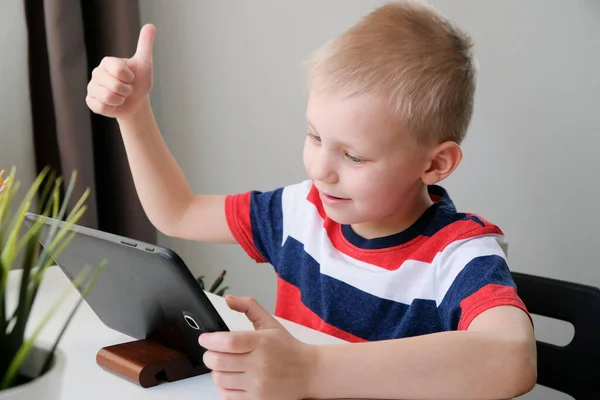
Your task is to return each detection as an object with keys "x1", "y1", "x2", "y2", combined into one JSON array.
[{"x1": 0, "y1": 346, "x2": 66, "y2": 400}]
